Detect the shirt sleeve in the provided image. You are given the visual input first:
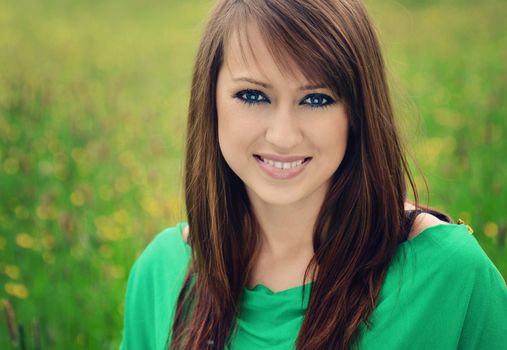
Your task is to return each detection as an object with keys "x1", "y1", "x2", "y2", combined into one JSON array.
[
  {"x1": 457, "y1": 251, "x2": 507, "y2": 349},
  {"x1": 119, "y1": 225, "x2": 191, "y2": 350},
  {"x1": 119, "y1": 256, "x2": 157, "y2": 350},
  {"x1": 353, "y1": 224, "x2": 507, "y2": 350}
]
